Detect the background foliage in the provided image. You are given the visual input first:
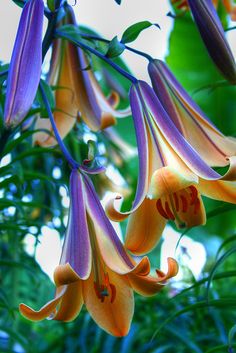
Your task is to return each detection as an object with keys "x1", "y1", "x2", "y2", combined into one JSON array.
[{"x1": 0, "y1": 1, "x2": 236, "y2": 352}]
